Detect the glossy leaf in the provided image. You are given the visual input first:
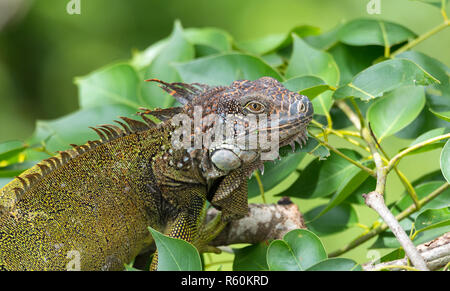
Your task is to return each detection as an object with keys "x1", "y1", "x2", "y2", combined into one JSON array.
[
  {"x1": 334, "y1": 59, "x2": 439, "y2": 100},
  {"x1": 402, "y1": 127, "x2": 450, "y2": 156},
  {"x1": 175, "y1": 52, "x2": 283, "y2": 86},
  {"x1": 141, "y1": 21, "x2": 195, "y2": 108},
  {"x1": 0, "y1": 161, "x2": 38, "y2": 178},
  {"x1": 277, "y1": 149, "x2": 362, "y2": 199},
  {"x1": 316, "y1": 169, "x2": 372, "y2": 218},
  {"x1": 183, "y1": 27, "x2": 233, "y2": 55},
  {"x1": 371, "y1": 224, "x2": 450, "y2": 248},
  {"x1": 283, "y1": 75, "x2": 333, "y2": 100},
  {"x1": 306, "y1": 258, "x2": 362, "y2": 271},
  {"x1": 27, "y1": 104, "x2": 137, "y2": 154},
  {"x1": 286, "y1": 35, "x2": 339, "y2": 116},
  {"x1": 367, "y1": 86, "x2": 426, "y2": 141},
  {"x1": 305, "y1": 203, "x2": 359, "y2": 235},
  {"x1": 248, "y1": 151, "x2": 305, "y2": 198},
  {"x1": 337, "y1": 19, "x2": 416, "y2": 47},
  {"x1": 75, "y1": 63, "x2": 142, "y2": 109},
  {"x1": 131, "y1": 38, "x2": 169, "y2": 70},
  {"x1": 148, "y1": 227, "x2": 202, "y2": 271},
  {"x1": 237, "y1": 25, "x2": 320, "y2": 55},
  {"x1": 267, "y1": 229, "x2": 327, "y2": 271},
  {"x1": 0, "y1": 141, "x2": 27, "y2": 162},
  {"x1": 441, "y1": 139, "x2": 450, "y2": 183},
  {"x1": 396, "y1": 102, "x2": 450, "y2": 140},
  {"x1": 233, "y1": 243, "x2": 269, "y2": 271},
  {"x1": 415, "y1": 207, "x2": 450, "y2": 233},
  {"x1": 329, "y1": 43, "x2": 384, "y2": 85}
]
